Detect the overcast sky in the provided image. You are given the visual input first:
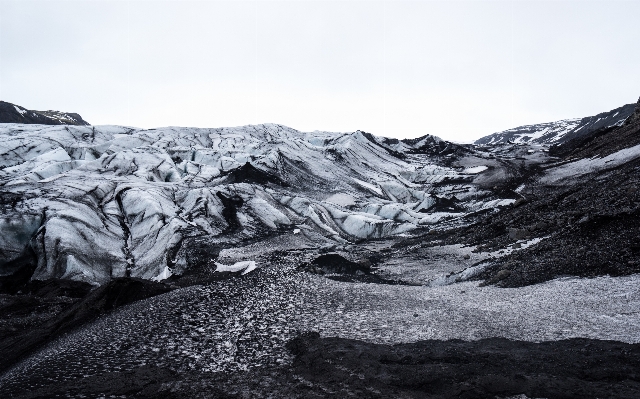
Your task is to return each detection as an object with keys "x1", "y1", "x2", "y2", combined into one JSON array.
[{"x1": 1, "y1": 1, "x2": 638, "y2": 142}]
